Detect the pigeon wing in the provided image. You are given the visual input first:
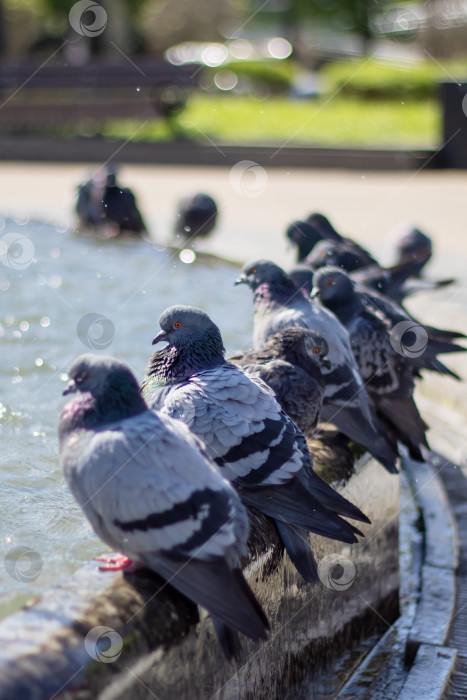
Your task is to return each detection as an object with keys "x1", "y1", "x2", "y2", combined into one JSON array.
[
  {"x1": 160, "y1": 365, "x2": 307, "y2": 488},
  {"x1": 63, "y1": 411, "x2": 247, "y2": 564}
]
